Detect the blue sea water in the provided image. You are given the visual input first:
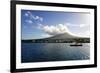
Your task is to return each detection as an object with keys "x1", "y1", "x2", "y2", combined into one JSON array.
[{"x1": 21, "y1": 43, "x2": 90, "y2": 63}]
